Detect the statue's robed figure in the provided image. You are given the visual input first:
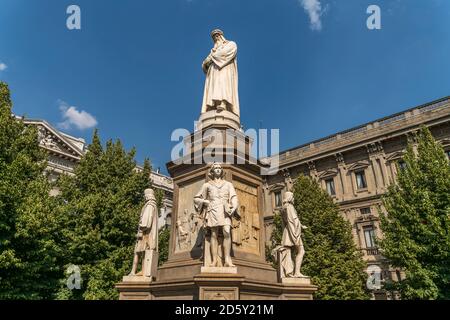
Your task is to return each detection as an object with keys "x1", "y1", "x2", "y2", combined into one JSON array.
[
  {"x1": 129, "y1": 188, "x2": 158, "y2": 278},
  {"x1": 201, "y1": 29, "x2": 240, "y2": 116}
]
